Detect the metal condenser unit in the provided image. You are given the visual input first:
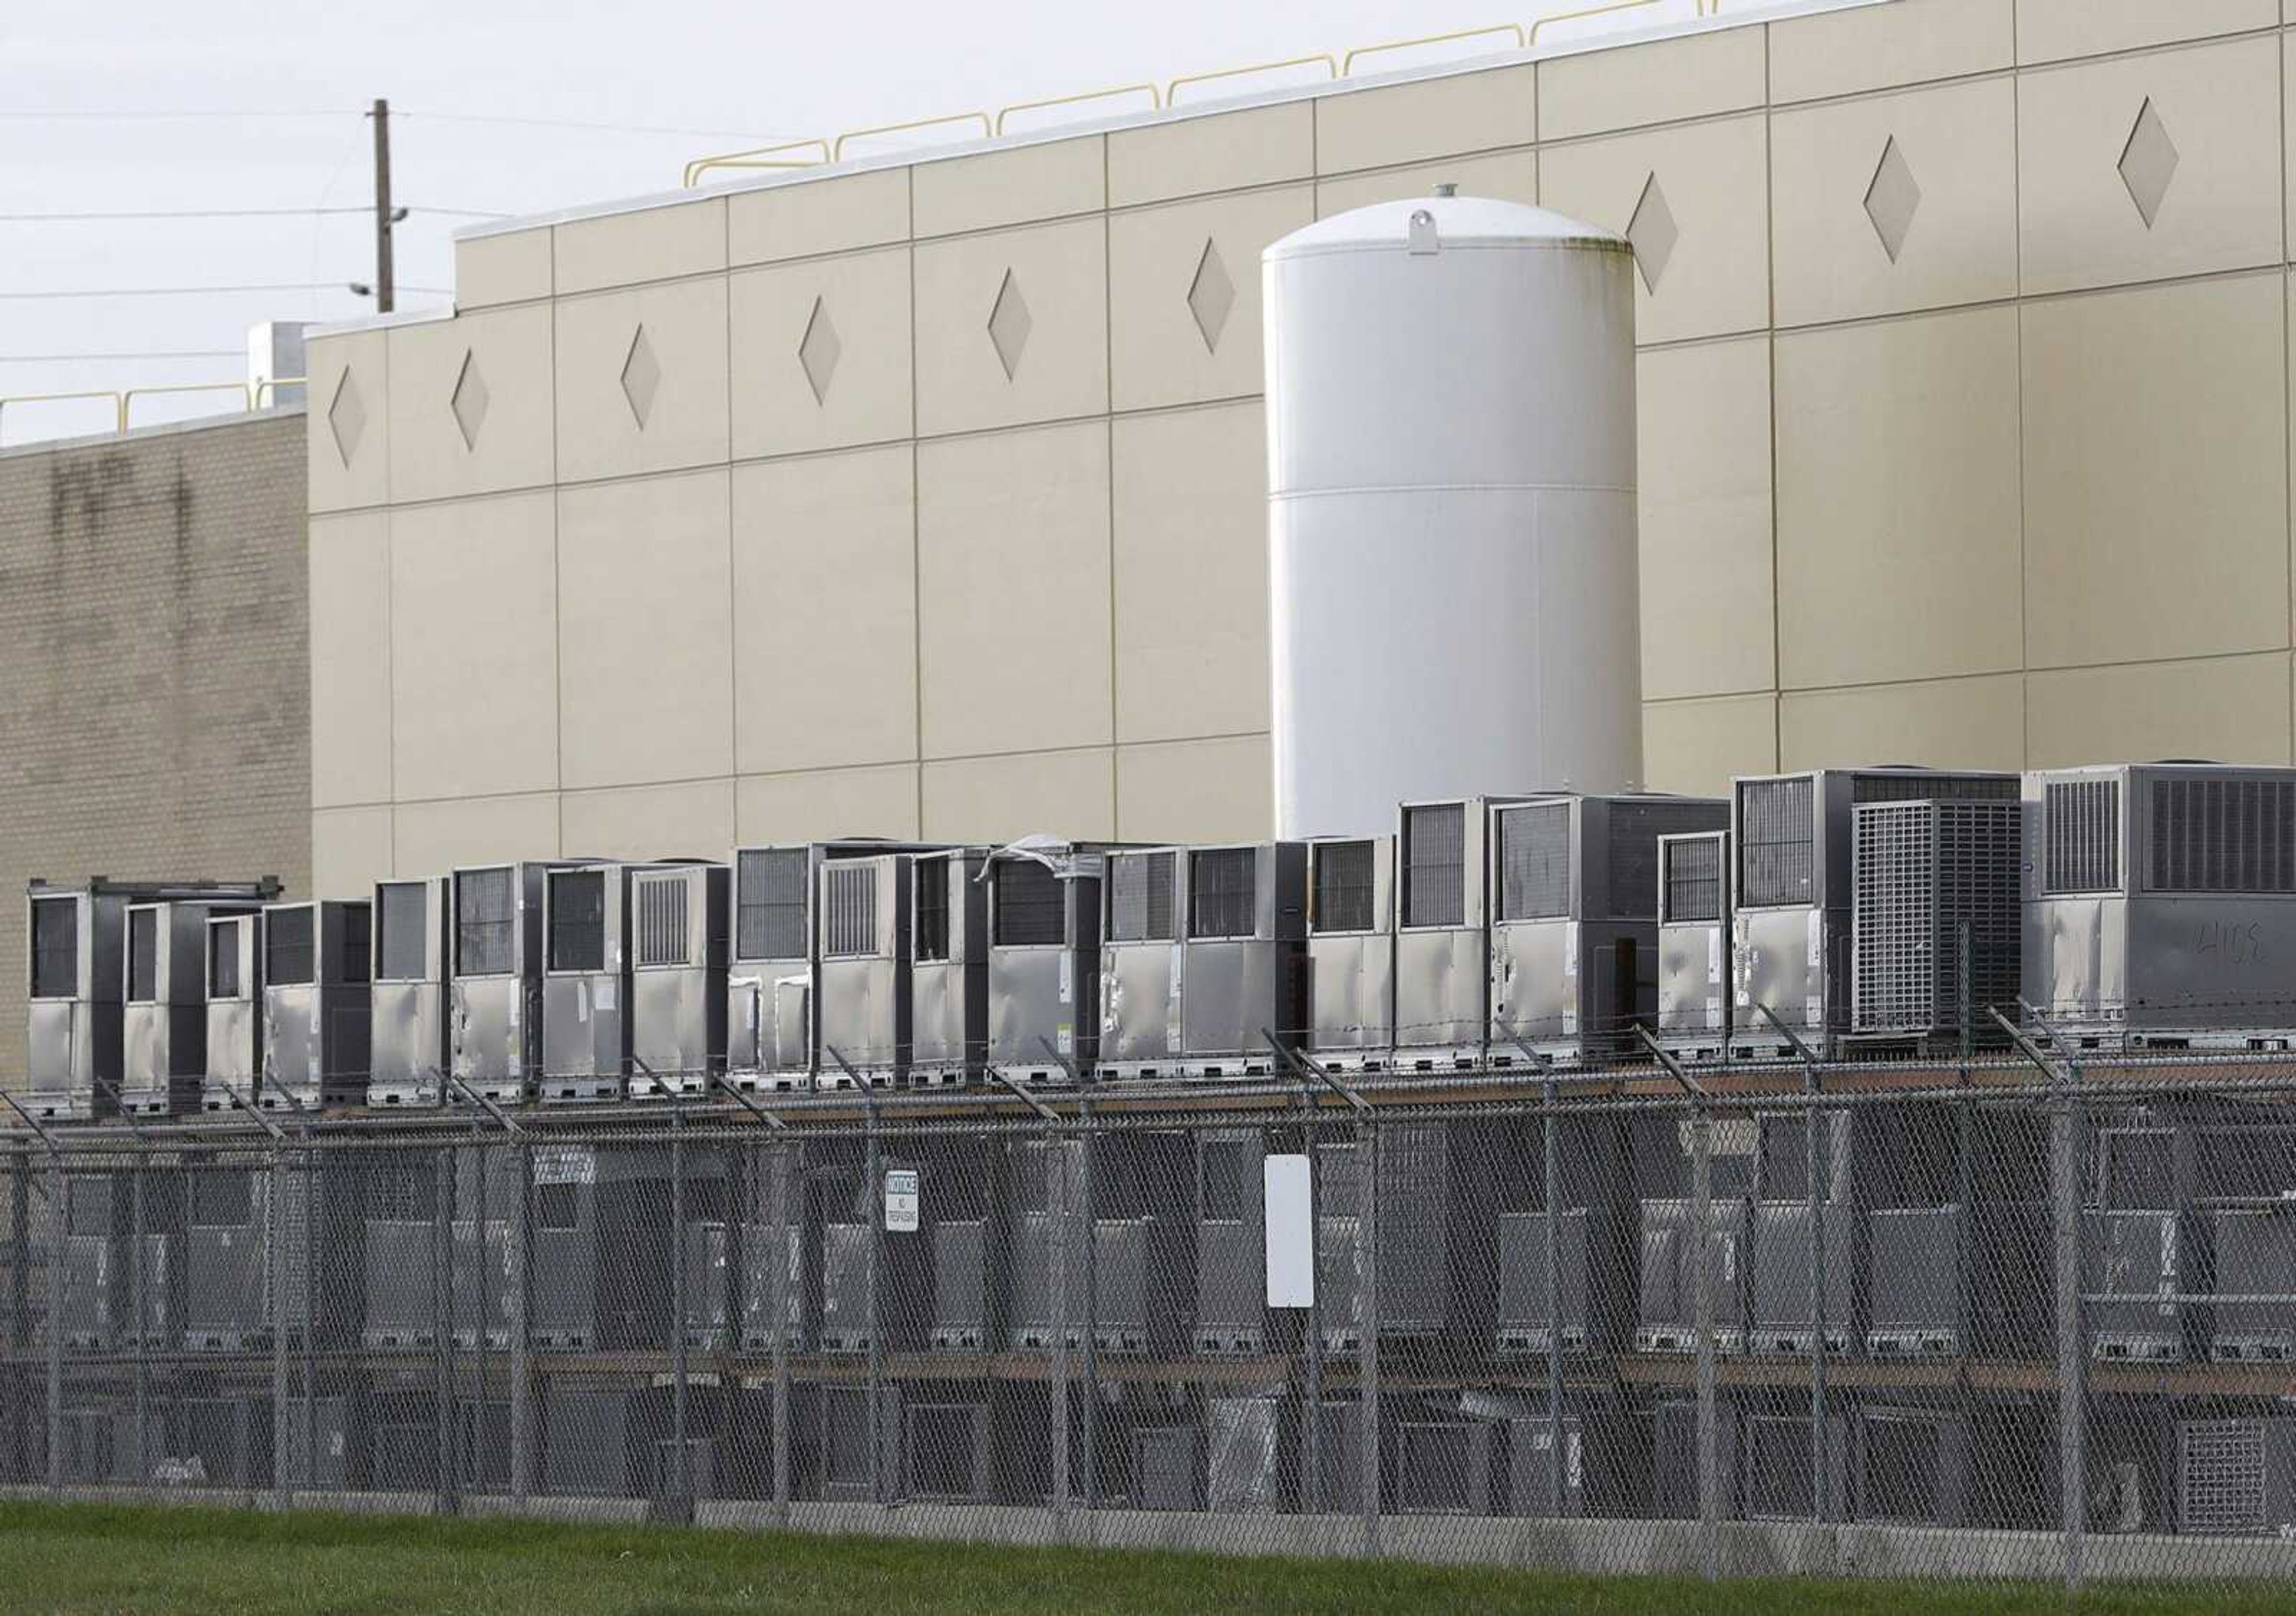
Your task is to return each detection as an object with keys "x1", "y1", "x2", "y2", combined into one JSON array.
[
  {"x1": 1489, "y1": 794, "x2": 1729, "y2": 1067},
  {"x1": 448, "y1": 861, "x2": 555, "y2": 1105},
  {"x1": 541, "y1": 861, "x2": 631, "y2": 1104},
  {"x1": 816, "y1": 853, "x2": 913, "y2": 1087},
  {"x1": 2025, "y1": 763, "x2": 2296, "y2": 1048},
  {"x1": 125, "y1": 898, "x2": 265, "y2": 1117},
  {"x1": 1656, "y1": 830, "x2": 1731, "y2": 1060},
  {"x1": 984, "y1": 840, "x2": 1106, "y2": 1082},
  {"x1": 1167, "y1": 843, "x2": 1308, "y2": 1080},
  {"x1": 908, "y1": 848, "x2": 988, "y2": 1087},
  {"x1": 1730, "y1": 769, "x2": 2018, "y2": 1059},
  {"x1": 1395, "y1": 797, "x2": 1522, "y2": 1071},
  {"x1": 1097, "y1": 847, "x2": 1183, "y2": 1080},
  {"x1": 1851, "y1": 799, "x2": 2021, "y2": 1045},
  {"x1": 627, "y1": 861, "x2": 729, "y2": 1099},
  {"x1": 259, "y1": 899, "x2": 373, "y2": 1112},
  {"x1": 369, "y1": 877, "x2": 449, "y2": 1108},
  {"x1": 203, "y1": 912, "x2": 262, "y2": 1112},
  {"x1": 1303, "y1": 834, "x2": 1393, "y2": 1072}
]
